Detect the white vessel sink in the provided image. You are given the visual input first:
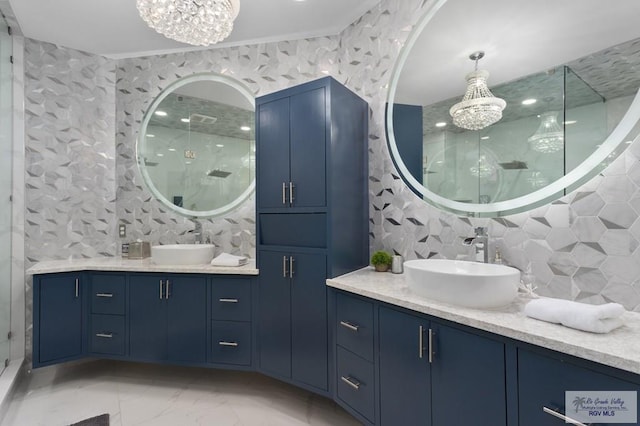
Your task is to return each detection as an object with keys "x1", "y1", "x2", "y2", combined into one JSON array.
[
  {"x1": 404, "y1": 259, "x2": 520, "y2": 309},
  {"x1": 151, "y1": 244, "x2": 216, "y2": 265}
]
